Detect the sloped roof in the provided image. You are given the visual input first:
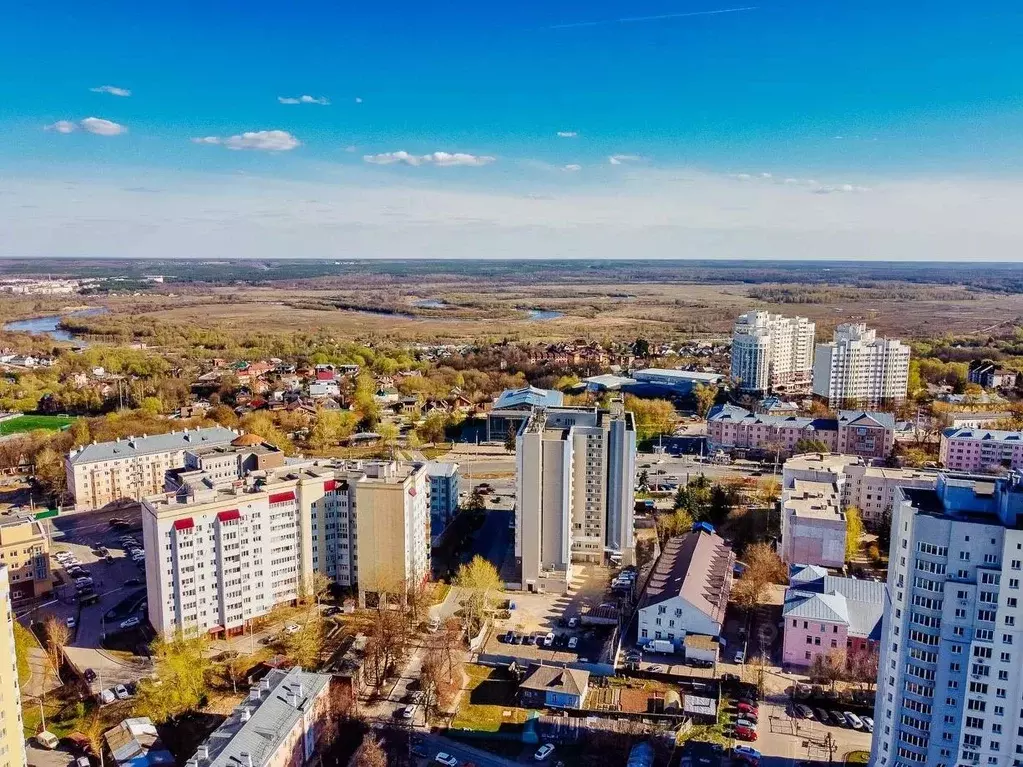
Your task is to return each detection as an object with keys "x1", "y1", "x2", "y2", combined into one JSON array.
[
  {"x1": 493, "y1": 386, "x2": 564, "y2": 410},
  {"x1": 838, "y1": 410, "x2": 896, "y2": 430},
  {"x1": 638, "y1": 530, "x2": 734, "y2": 625},
  {"x1": 69, "y1": 427, "x2": 238, "y2": 465},
  {"x1": 104, "y1": 717, "x2": 174, "y2": 767},
  {"x1": 520, "y1": 664, "x2": 590, "y2": 697},
  {"x1": 783, "y1": 565, "x2": 886, "y2": 640},
  {"x1": 190, "y1": 667, "x2": 332, "y2": 767},
  {"x1": 789, "y1": 563, "x2": 830, "y2": 584},
  {"x1": 942, "y1": 427, "x2": 1023, "y2": 443},
  {"x1": 783, "y1": 589, "x2": 850, "y2": 625}
]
